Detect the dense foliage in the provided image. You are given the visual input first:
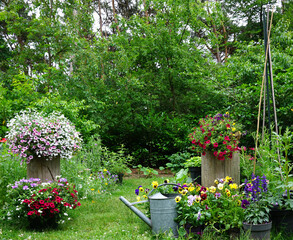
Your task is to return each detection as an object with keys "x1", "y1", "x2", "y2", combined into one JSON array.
[{"x1": 0, "y1": 0, "x2": 292, "y2": 166}]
